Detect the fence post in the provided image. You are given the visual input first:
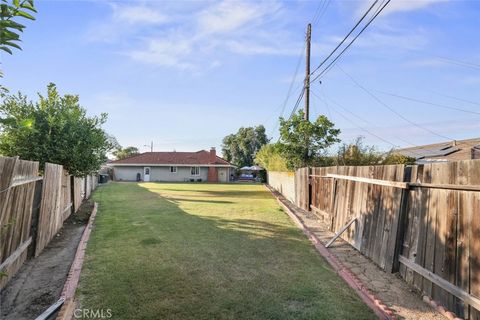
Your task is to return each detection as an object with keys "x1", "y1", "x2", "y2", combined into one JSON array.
[
  {"x1": 392, "y1": 165, "x2": 412, "y2": 273},
  {"x1": 28, "y1": 179, "x2": 43, "y2": 258},
  {"x1": 308, "y1": 167, "x2": 312, "y2": 212}
]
